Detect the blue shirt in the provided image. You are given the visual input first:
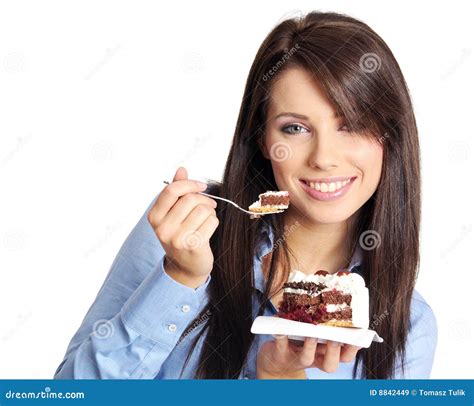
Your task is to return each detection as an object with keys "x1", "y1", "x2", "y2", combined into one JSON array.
[{"x1": 54, "y1": 193, "x2": 437, "y2": 379}]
